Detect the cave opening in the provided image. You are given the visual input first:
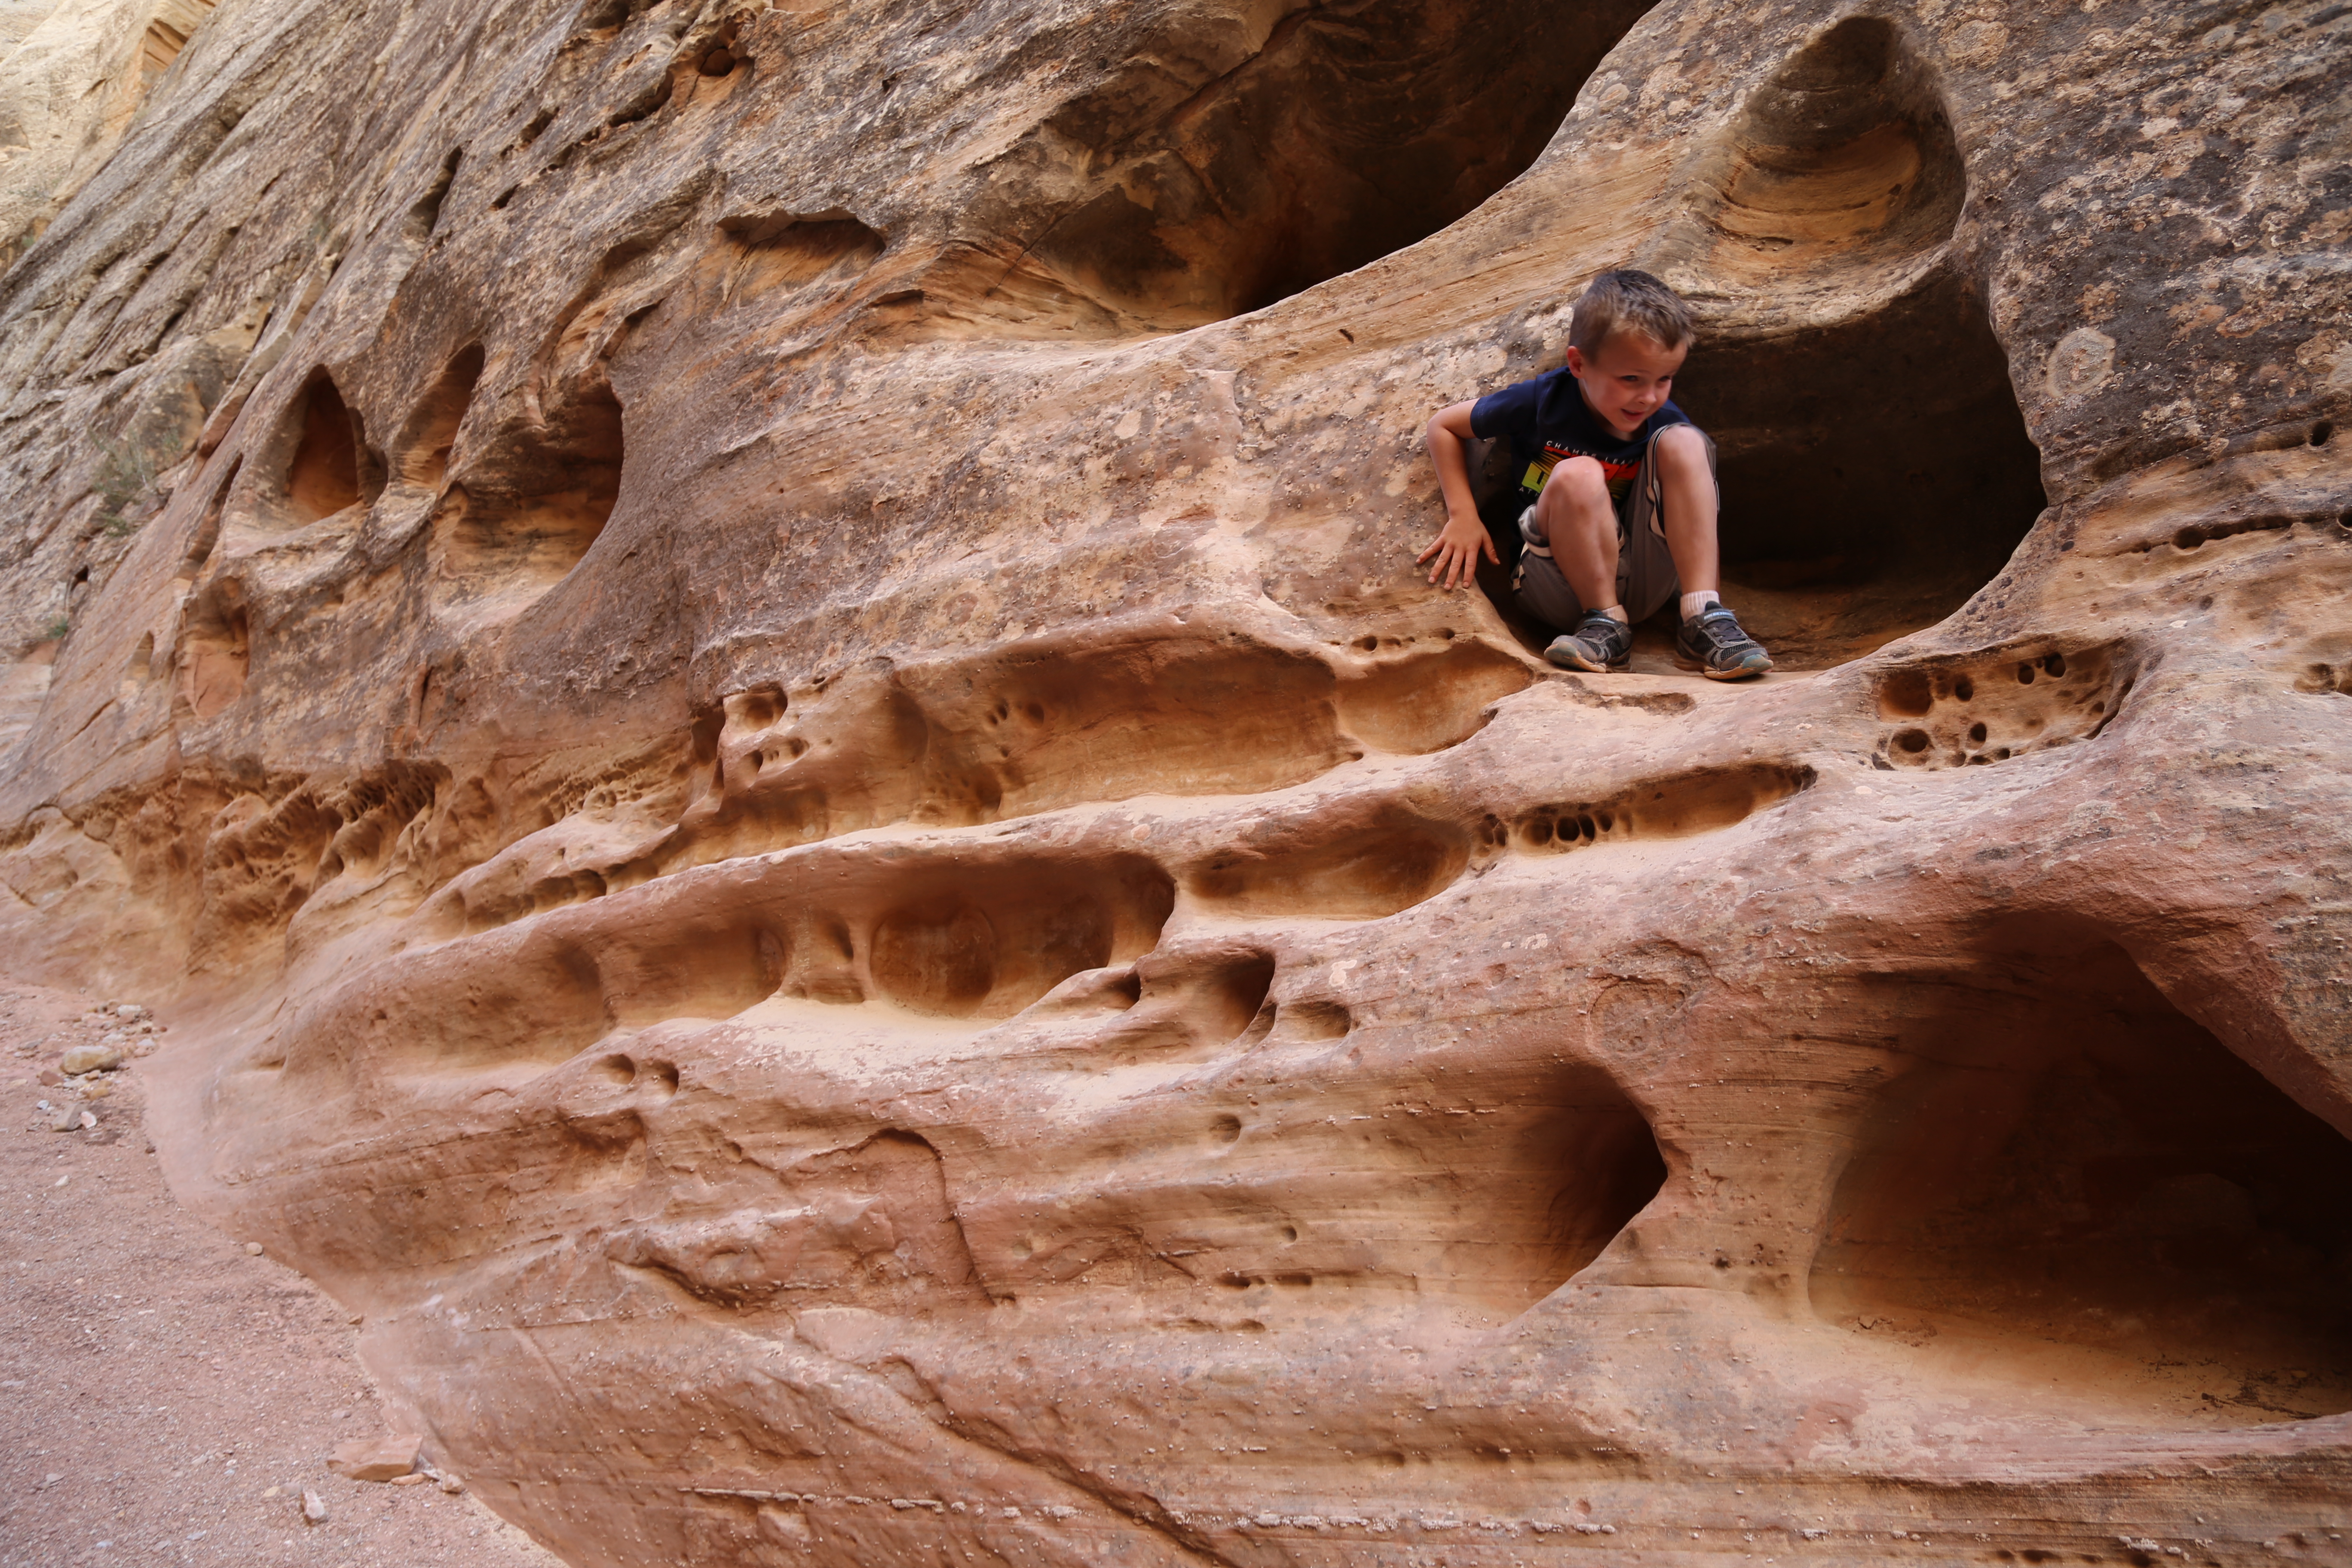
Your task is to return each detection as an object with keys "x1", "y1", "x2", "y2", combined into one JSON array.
[
  {"x1": 1458, "y1": 1060, "x2": 1666, "y2": 1315},
  {"x1": 1667, "y1": 15, "x2": 2042, "y2": 669},
  {"x1": 285, "y1": 371, "x2": 367, "y2": 524},
  {"x1": 1006, "y1": 0, "x2": 1664, "y2": 332},
  {"x1": 1675, "y1": 271, "x2": 2047, "y2": 671},
  {"x1": 395, "y1": 343, "x2": 485, "y2": 489},
  {"x1": 429, "y1": 374, "x2": 623, "y2": 603},
  {"x1": 1811, "y1": 933, "x2": 2352, "y2": 1423}
]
